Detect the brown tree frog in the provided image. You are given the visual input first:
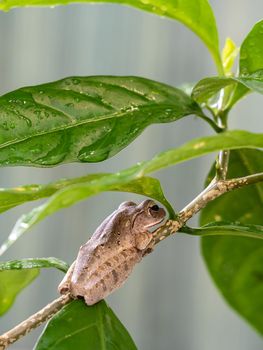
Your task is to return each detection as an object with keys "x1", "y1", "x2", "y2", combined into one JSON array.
[{"x1": 58, "y1": 199, "x2": 166, "y2": 305}]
